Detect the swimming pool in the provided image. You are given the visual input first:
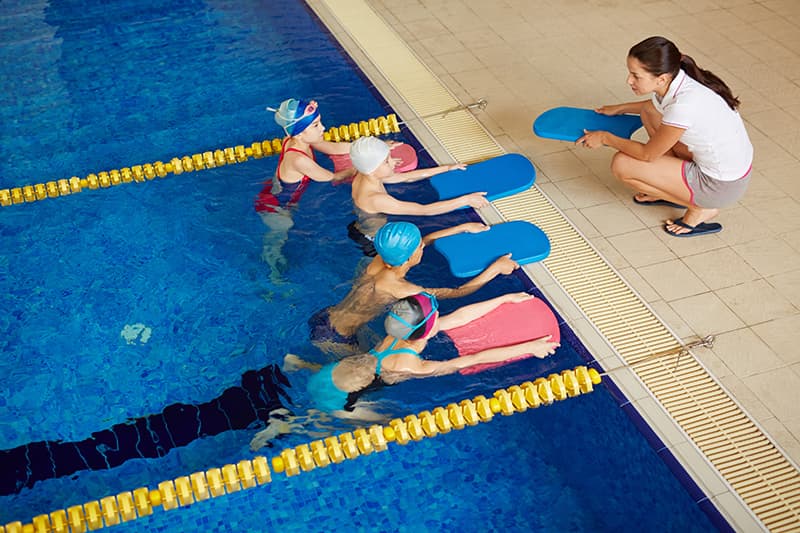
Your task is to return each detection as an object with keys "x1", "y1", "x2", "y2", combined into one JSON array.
[{"x1": 1, "y1": 0, "x2": 725, "y2": 530}]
